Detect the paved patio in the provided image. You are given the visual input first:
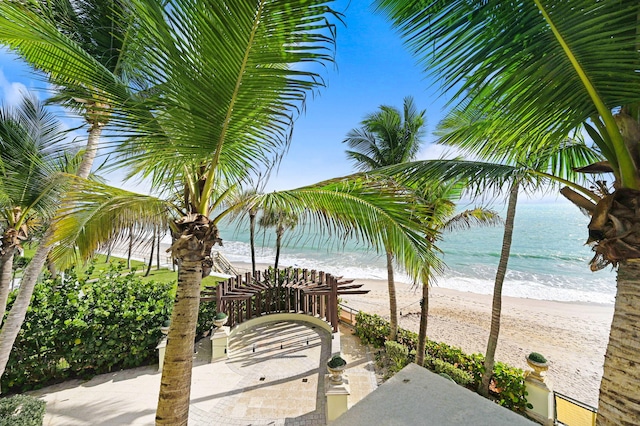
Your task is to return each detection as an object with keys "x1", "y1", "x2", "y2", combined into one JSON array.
[{"x1": 31, "y1": 321, "x2": 377, "y2": 426}]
